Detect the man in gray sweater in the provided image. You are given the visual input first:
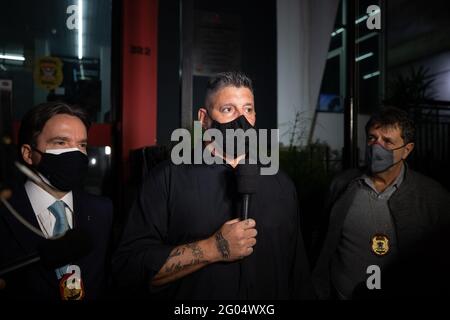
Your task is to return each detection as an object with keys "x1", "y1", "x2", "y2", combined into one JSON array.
[{"x1": 313, "y1": 106, "x2": 450, "y2": 299}]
